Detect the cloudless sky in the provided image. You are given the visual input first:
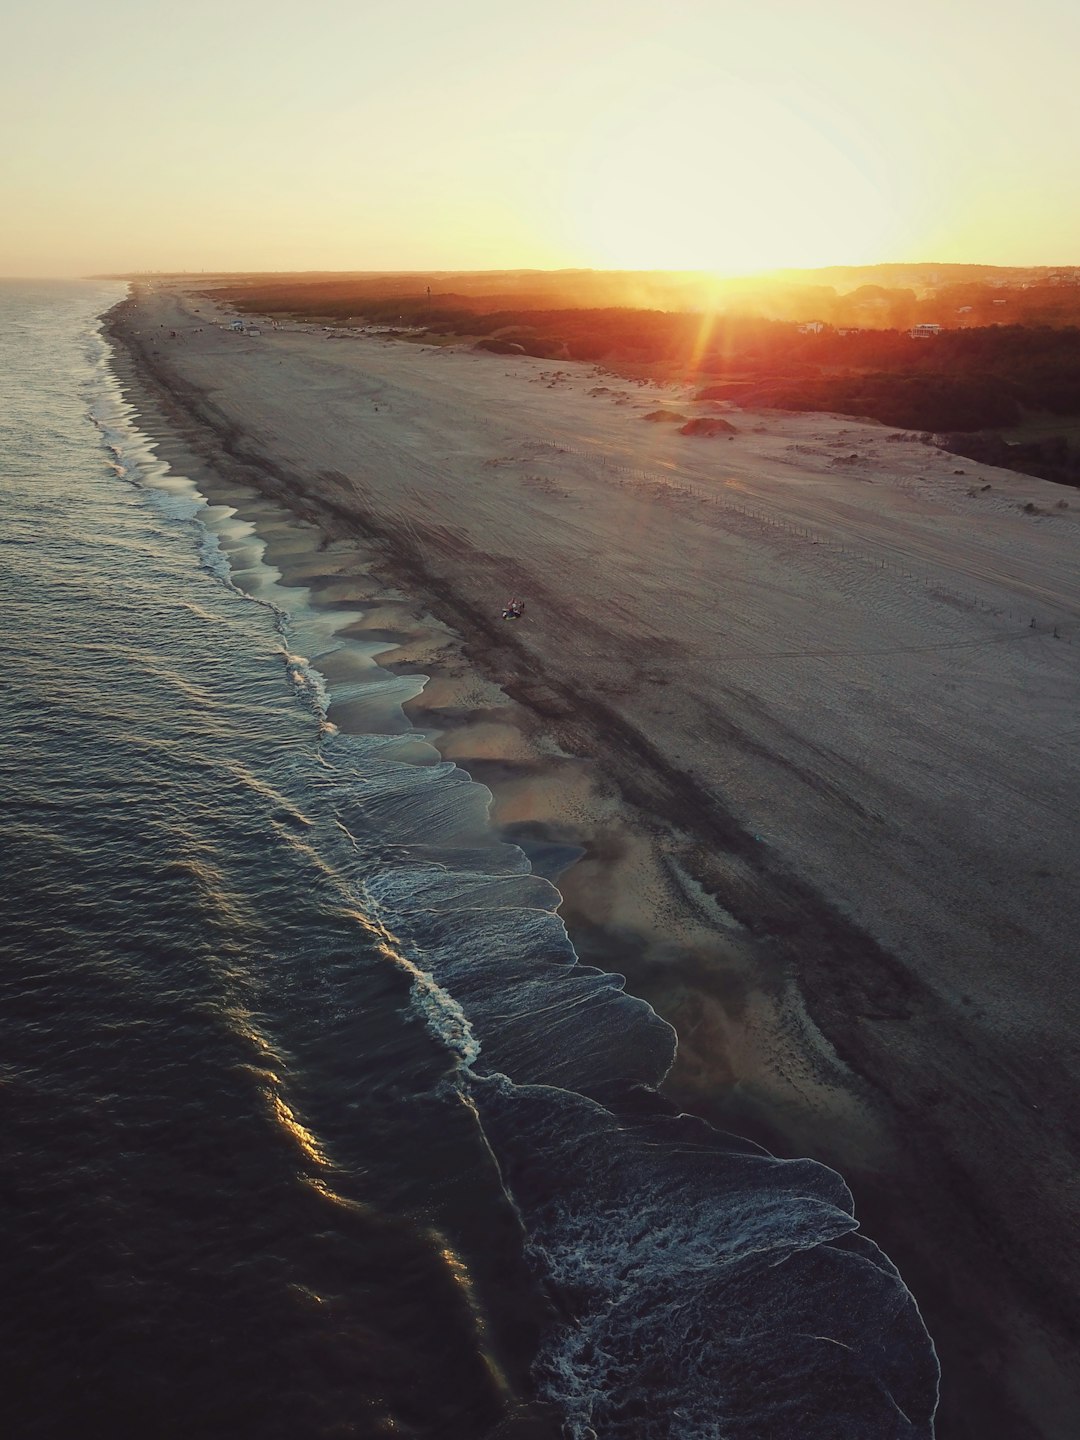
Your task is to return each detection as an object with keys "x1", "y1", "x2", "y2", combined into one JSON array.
[{"x1": 3, "y1": 0, "x2": 1079, "y2": 275}]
